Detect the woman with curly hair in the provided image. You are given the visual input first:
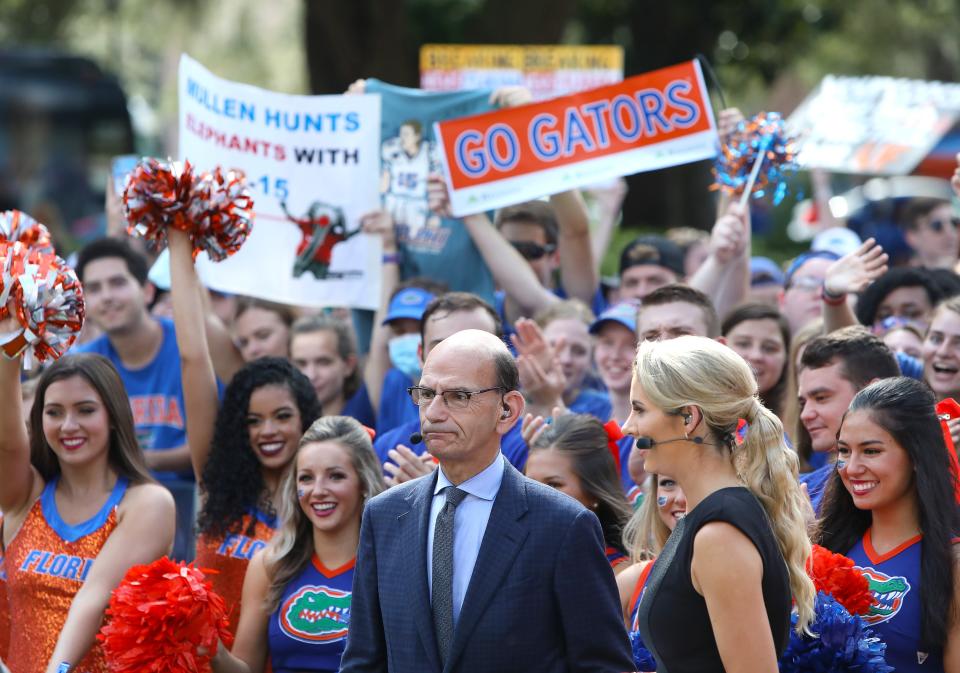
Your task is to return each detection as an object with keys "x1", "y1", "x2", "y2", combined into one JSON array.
[
  {"x1": 210, "y1": 415, "x2": 386, "y2": 672},
  {"x1": 168, "y1": 229, "x2": 321, "y2": 635},
  {"x1": 816, "y1": 377, "x2": 960, "y2": 672}
]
